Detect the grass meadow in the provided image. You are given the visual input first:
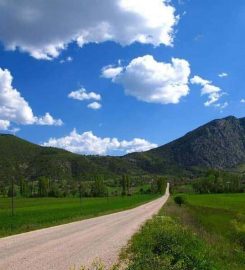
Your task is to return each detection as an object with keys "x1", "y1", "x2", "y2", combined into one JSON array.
[
  {"x1": 119, "y1": 193, "x2": 245, "y2": 270},
  {"x1": 183, "y1": 193, "x2": 245, "y2": 244},
  {"x1": 0, "y1": 194, "x2": 158, "y2": 237}
]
